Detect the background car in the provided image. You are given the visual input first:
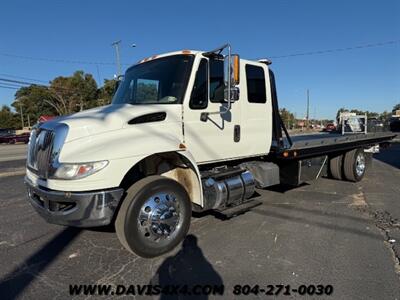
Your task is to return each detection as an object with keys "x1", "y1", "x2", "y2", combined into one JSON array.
[
  {"x1": 0, "y1": 132, "x2": 30, "y2": 144},
  {"x1": 367, "y1": 118, "x2": 385, "y2": 132},
  {"x1": 324, "y1": 123, "x2": 336, "y2": 132}
]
